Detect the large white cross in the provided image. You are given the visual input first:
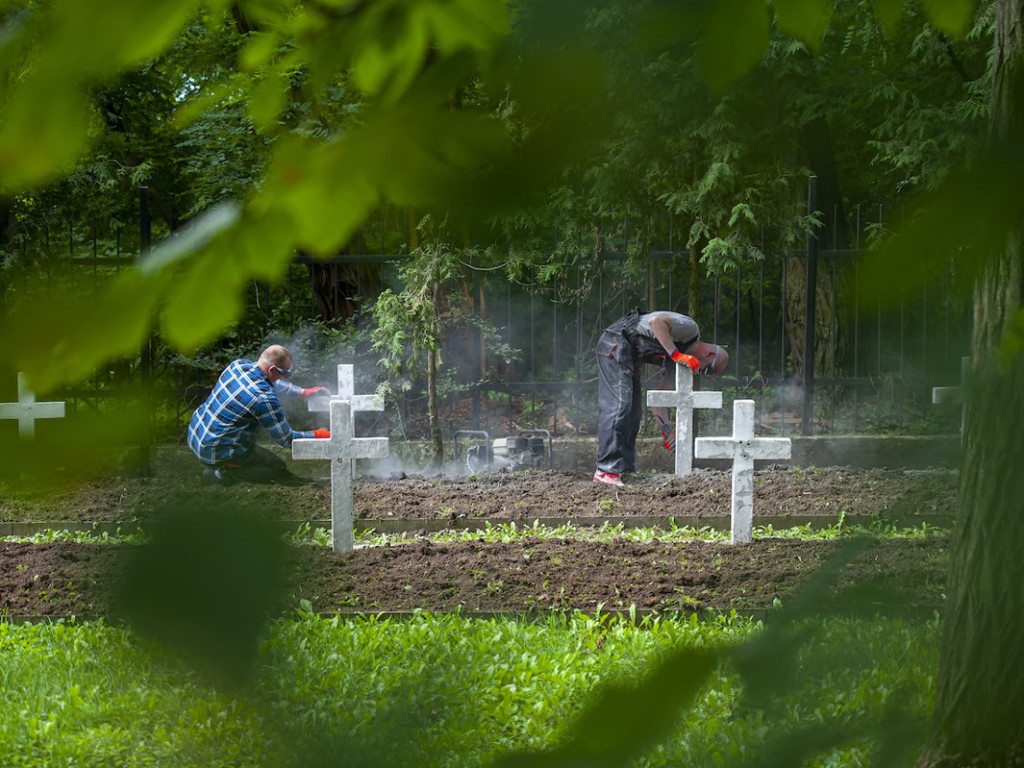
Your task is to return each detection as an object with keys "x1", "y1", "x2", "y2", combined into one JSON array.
[
  {"x1": 293, "y1": 398, "x2": 389, "y2": 554},
  {"x1": 932, "y1": 356, "x2": 969, "y2": 432},
  {"x1": 0, "y1": 373, "x2": 65, "y2": 439},
  {"x1": 307, "y1": 364, "x2": 383, "y2": 415},
  {"x1": 307, "y1": 363, "x2": 385, "y2": 481},
  {"x1": 694, "y1": 400, "x2": 792, "y2": 544},
  {"x1": 647, "y1": 363, "x2": 722, "y2": 475}
]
